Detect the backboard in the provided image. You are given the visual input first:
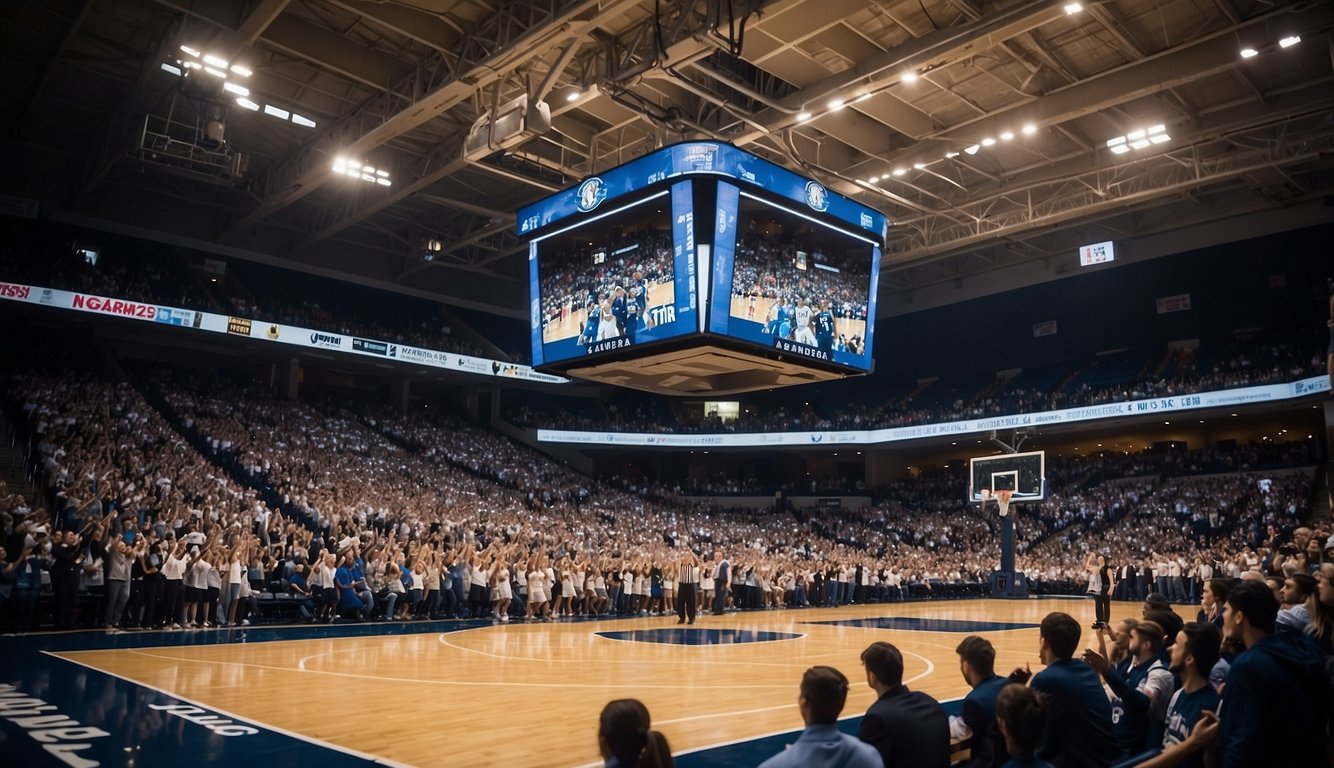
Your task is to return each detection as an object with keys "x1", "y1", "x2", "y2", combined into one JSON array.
[{"x1": 968, "y1": 450, "x2": 1045, "y2": 502}]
